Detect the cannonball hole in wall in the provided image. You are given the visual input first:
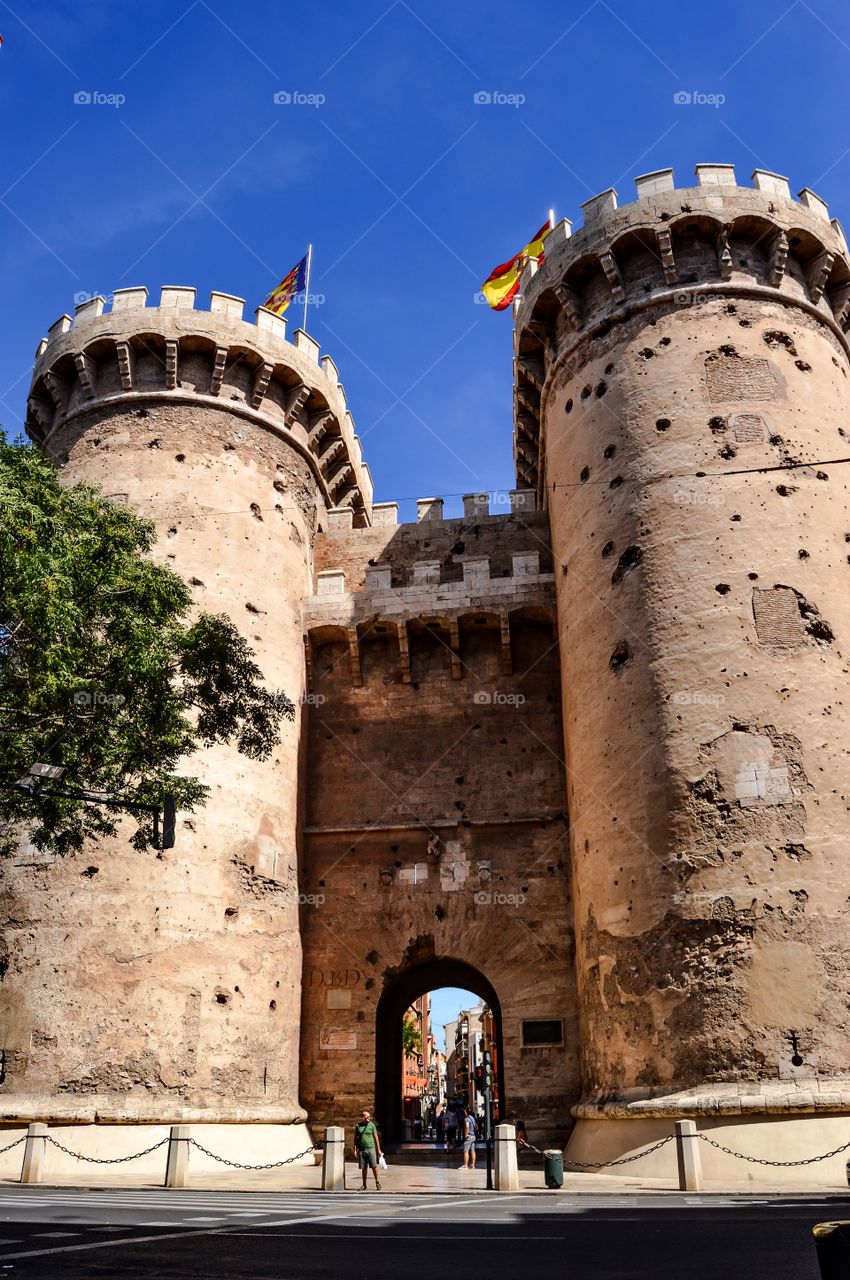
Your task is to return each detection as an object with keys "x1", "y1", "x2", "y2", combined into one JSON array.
[
  {"x1": 609, "y1": 641, "x2": 631, "y2": 672},
  {"x1": 611, "y1": 545, "x2": 642, "y2": 585}
]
